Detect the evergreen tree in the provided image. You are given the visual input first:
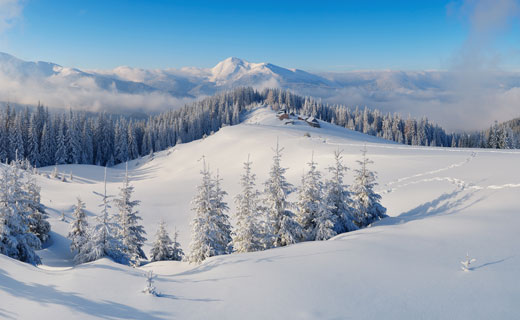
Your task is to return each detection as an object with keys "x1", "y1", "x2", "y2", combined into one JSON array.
[
  {"x1": 40, "y1": 122, "x2": 54, "y2": 166},
  {"x1": 114, "y1": 120, "x2": 129, "y2": 164},
  {"x1": 171, "y1": 227, "x2": 184, "y2": 261},
  {"x1": 9, "y1": 115, "x2": 24, "y2": 162},
  {"x1": 187, "y1": 159, "x2": 232, "y2": 263},
  {"x1": 0, "y1": 164, "x2": 41, "y2": 264},
  {"x1": 150, "y1": 220, "x2": 173, "y2": 261},
  {"x1": 81, "y1": 120, "x2": 94, "y2": 164},
  {"x1": 263, "y1": 141, "x2": 301, "y2": 247},
  {"x1": 113, "y1": 163, "x2": 147, "y2": 265},
  {"x1": 324, "y1": 150, "x2": 357, "y2": 234},
  {"x1": 28, "y1": 116, "x2": 41, "y2": 167},
  {"x1": 68, "y1": 197, "x2": 89, "y2": 254},
  {"x1": 67, "y1": 111, "x2": 83, "y2": 164},
  {"x1": 296, "y1": 154, "x2": 336, "y2": 240},
  {"x1": 55, "y1": 118, "x2": 68, "y2": 165},
  {"x1": 25, "y1": 175, "x2": 50, "y2": 243},
  {"x1": 232, "y1": 156, "x2": 264, "y2": 253},
  {"x1": 74, "y1": 167, "x2": 124, "y2": 264},
  {"x1": 351, "y1": 147, "x2": 387, "y2": 227},
  {"x1": 213, "y1": 170, "x2": 233, "y2": 254}
]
